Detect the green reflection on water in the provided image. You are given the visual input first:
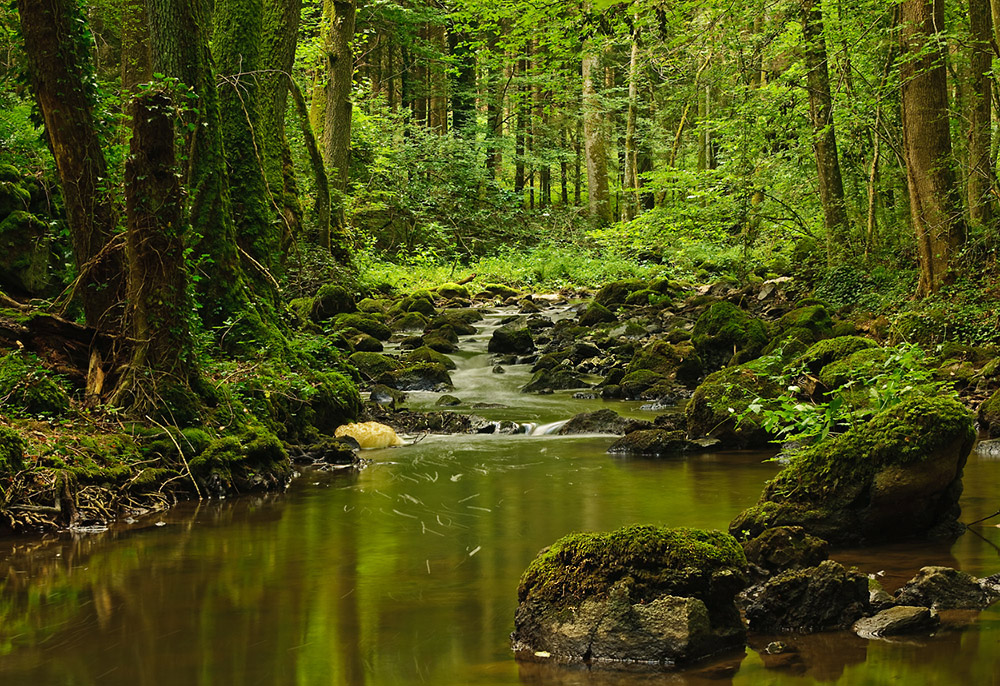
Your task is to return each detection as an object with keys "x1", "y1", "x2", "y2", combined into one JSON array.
[{"x1": 1, "y1": 434, "x2": 1000, "y2": 686}]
